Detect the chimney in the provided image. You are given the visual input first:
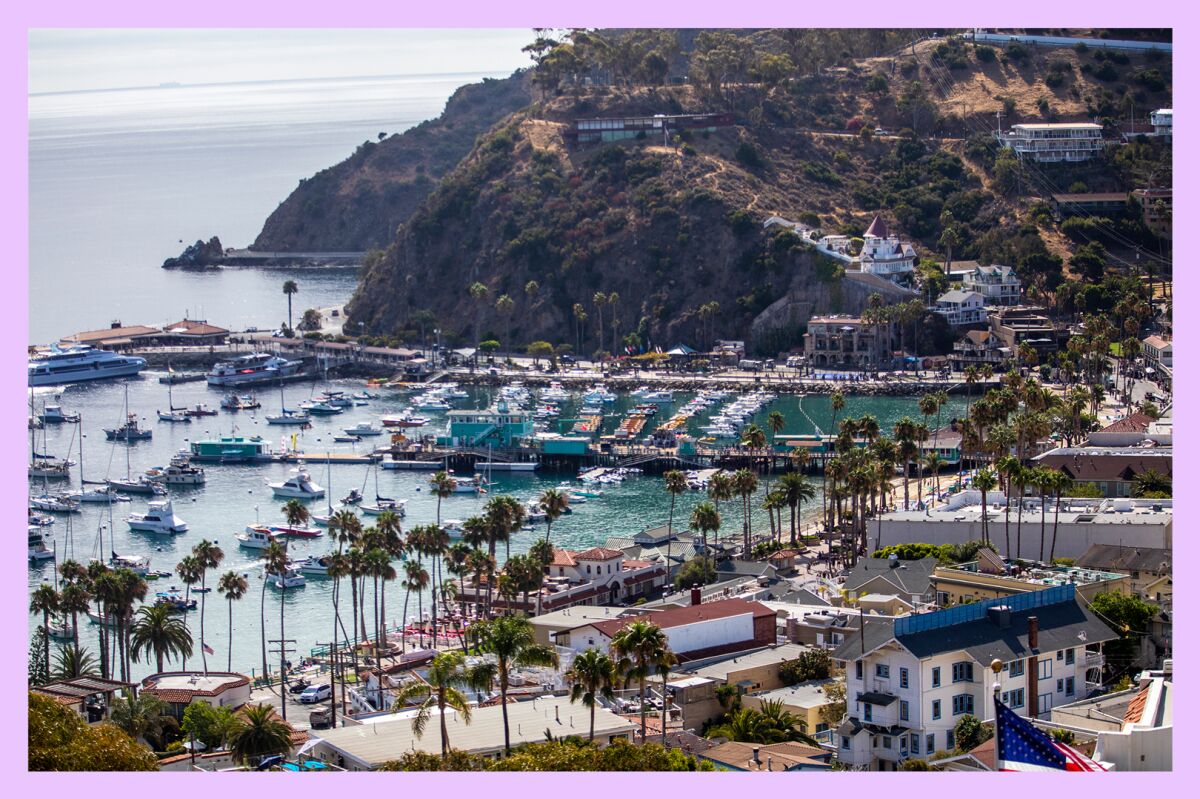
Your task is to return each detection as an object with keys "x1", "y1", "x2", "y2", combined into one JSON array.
[
  {"x1": 751, "y1": 747, "x2": 761, "y2": 767},
  {"x1": 691, "y1": 584, "x2": 702, "y2": 606},
  {"x1": 1028, "y1": 615, "x2": 1039, "y2": 650}
]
